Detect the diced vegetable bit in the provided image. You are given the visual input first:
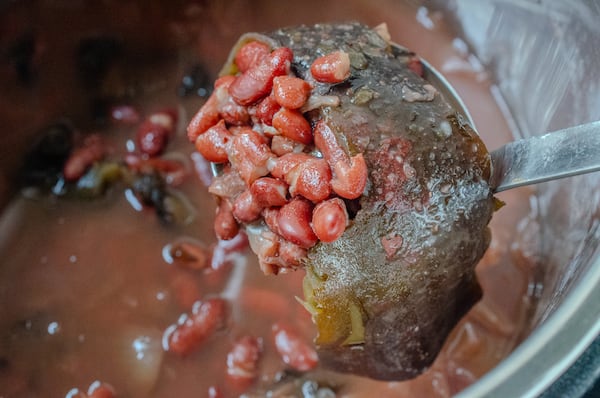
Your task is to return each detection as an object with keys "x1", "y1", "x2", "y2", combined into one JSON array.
[
  {"x1": 130, "y1": 172, "x2": 195, "y2": 225},
  {"x1": 74, "y1": 162, "x2": 122, "y2": 198}
]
